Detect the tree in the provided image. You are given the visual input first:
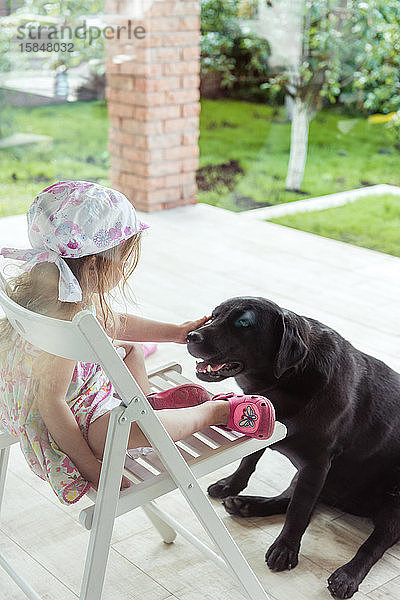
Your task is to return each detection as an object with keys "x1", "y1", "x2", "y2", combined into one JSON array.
[
  {"x1": 263, "y1": 0, "x2": 347, "y2": 192},
  {"x1": 350, "y1": 0, "x2": 400, "y2": 114},
  {"x1": 1, "y1": 0, "x2": 105, "y2": 73},
  {"x1": 262, "y1": 0, "x2": 400, "y2": 192}
]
